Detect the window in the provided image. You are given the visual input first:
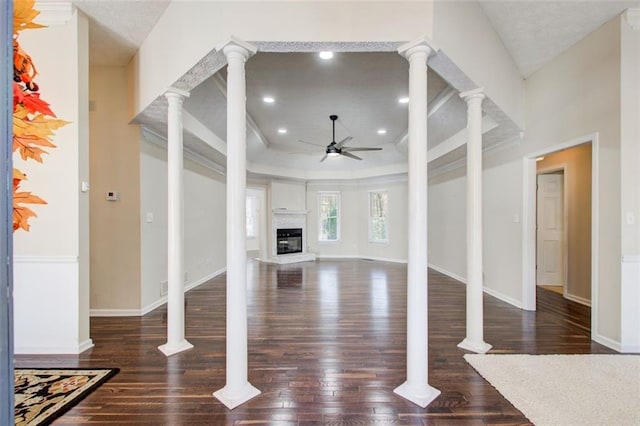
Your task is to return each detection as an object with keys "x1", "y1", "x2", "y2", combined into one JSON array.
[
  {"x1": 369, "y1": 191, "x2": 388, "y2": 242},
  {"x1": 246, "y1": 195, "x2": 257, "y2": 238},
  {"x1": 318, "y1": 192, "x2": 340, "y2": 241}
]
